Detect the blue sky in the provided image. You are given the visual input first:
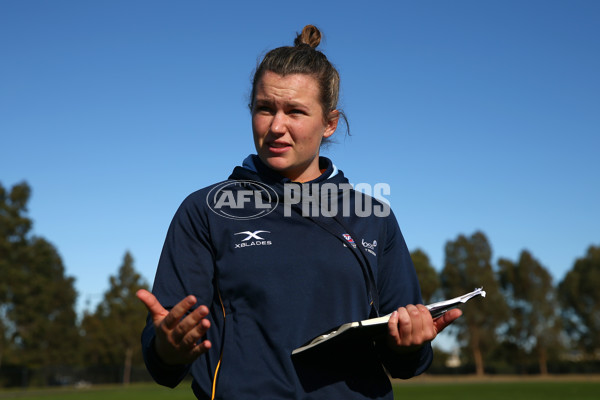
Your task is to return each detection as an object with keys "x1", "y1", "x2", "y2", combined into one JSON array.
[{"x1": 1, "y1": 0, "x2": 599, "y2": 314}]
